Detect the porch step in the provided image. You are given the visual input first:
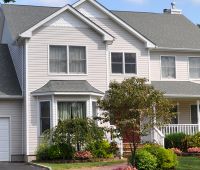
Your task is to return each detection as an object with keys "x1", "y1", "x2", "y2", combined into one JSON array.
[{"x1": 123, "y1": 143, "x2": 143, "y2": 158}]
